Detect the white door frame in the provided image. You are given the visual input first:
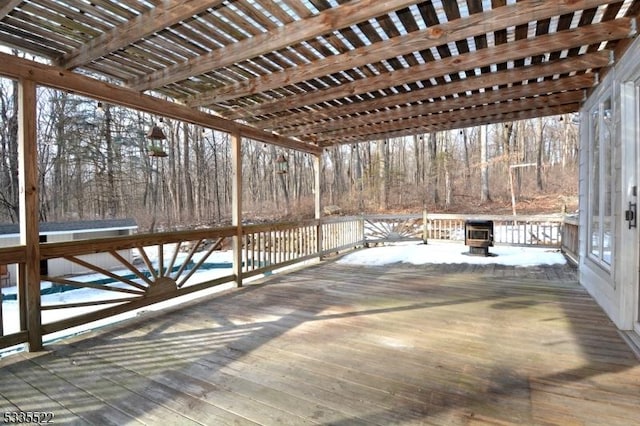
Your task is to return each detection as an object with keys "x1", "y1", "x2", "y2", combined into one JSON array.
[{"x1": 620, "y1": 76, "x2": 640, "y2": 332}]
